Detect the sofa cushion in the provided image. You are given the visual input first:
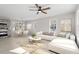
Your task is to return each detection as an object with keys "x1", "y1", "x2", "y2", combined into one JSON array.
[
  {"x1": 57, "y1": 32, "x2": 67, "y2": 38},
  {"x1": 42, "y1": 32, "x2": 54, "y2": 36}
]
